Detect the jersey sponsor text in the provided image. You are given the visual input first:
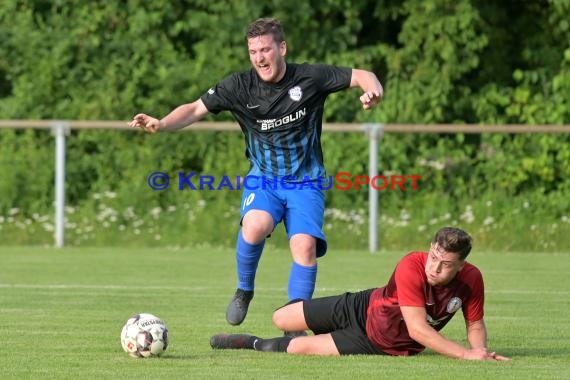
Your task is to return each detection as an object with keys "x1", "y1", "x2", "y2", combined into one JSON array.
[{"x1": 259, "y1": 108, "x2": 306, "y2": 131}]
